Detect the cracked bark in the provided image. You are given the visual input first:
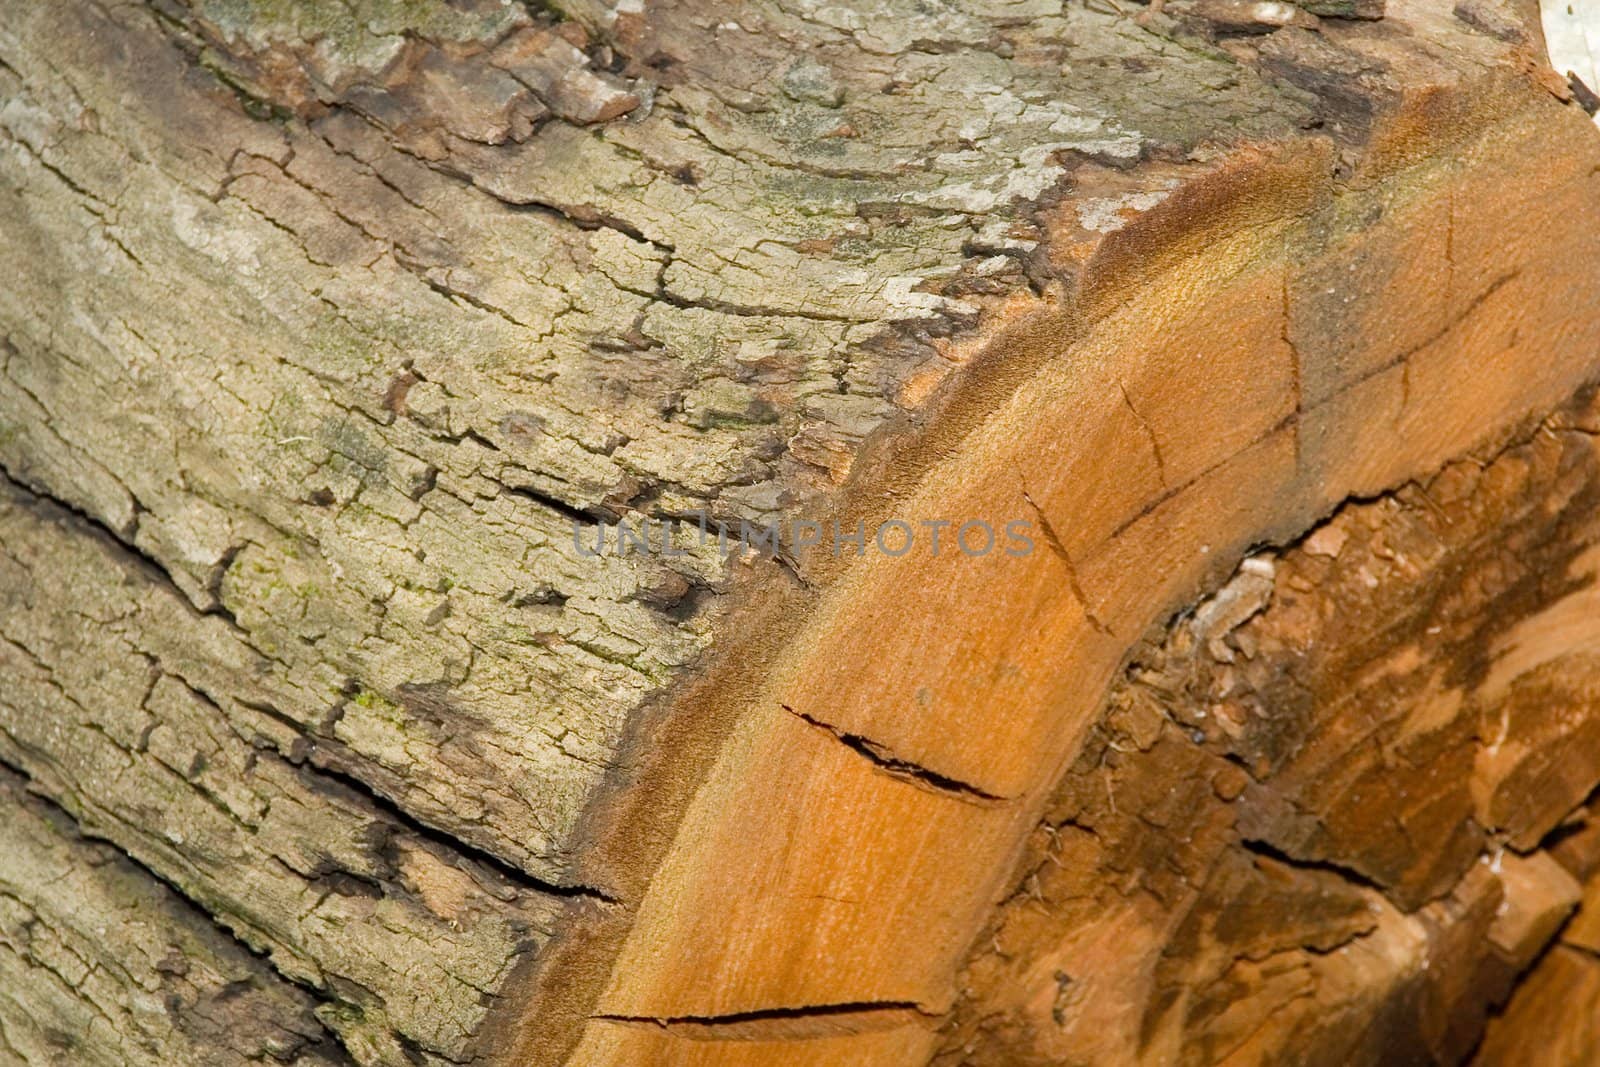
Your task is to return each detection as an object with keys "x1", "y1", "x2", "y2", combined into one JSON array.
[
  {"x1": 3, "y1": 0, "x2": 1600, "y2": 1064},
  {"x1": 0, "y1": 764, "x2": 351, "y2": 1066}
]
